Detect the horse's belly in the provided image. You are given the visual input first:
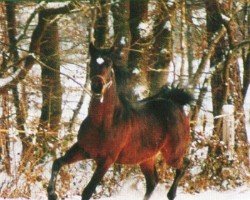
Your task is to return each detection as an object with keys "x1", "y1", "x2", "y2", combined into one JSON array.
[
  {"x1": 116, "y1": 126, "x2": 166, "y2": 164},
  {"x1": 116, "y1": 138, "x2": 164, "y2": 164}
]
